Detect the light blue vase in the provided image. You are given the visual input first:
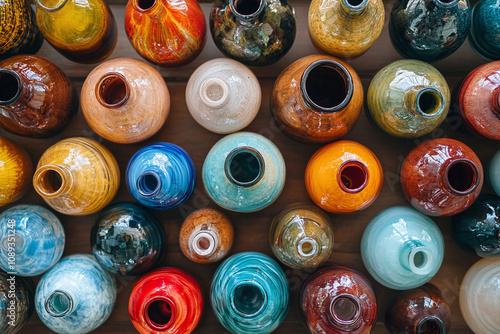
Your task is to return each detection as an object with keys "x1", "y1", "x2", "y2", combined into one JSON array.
[
  {"x1": 35, "y1": 254, "x2": 116, "y2": 334},
  {"x1": 211, "y1": 252, "x2": 289, "y2": 334},
  {"x1": 0, "y1": 204, "x2": 64, "y2": 277},
  {"x1": 126, "y1": 143, "x2": 196, "y2": 210},
  {"x1": 361, "y1": 207, "x2": 444, "y2": 290},
  {"x1": 203, "y1": 132, "x2": 286, "y2": 212},
  {"x1": 490, "y1": 150, "x2": 500, "y2": 197}
]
